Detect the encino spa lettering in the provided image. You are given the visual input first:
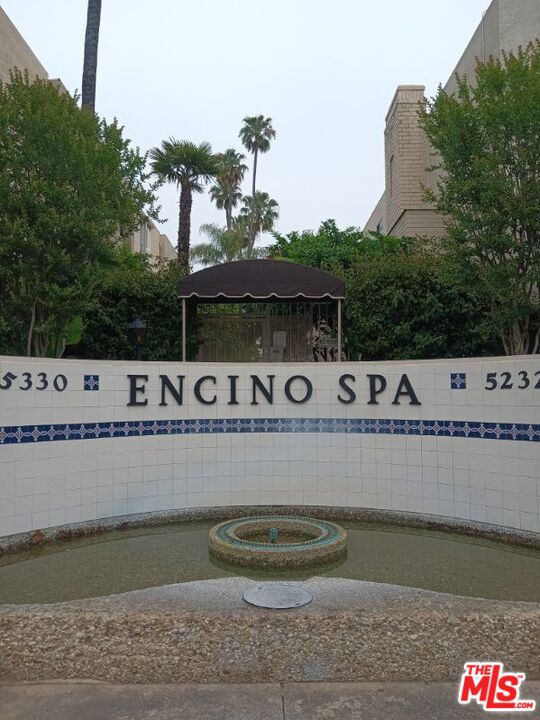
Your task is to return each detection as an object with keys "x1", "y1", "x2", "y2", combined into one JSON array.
[{"x1": 126, "y1": 373, "x2": 421, "y2": 407}]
